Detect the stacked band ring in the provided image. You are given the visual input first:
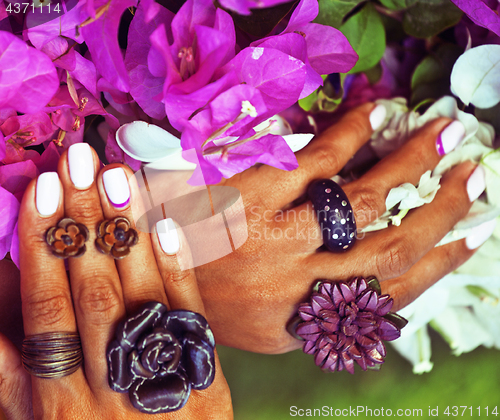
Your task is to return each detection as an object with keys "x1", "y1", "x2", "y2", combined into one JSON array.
[
  {"x1": 107, "y1": 301, "x2": 216, "y2": 414},
  {"x1": 308, "y1": 179, "x2": 357, "y2": 252},
  {"x1": 21, "y1": 332, "x2": 83, "y2": 379}
]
